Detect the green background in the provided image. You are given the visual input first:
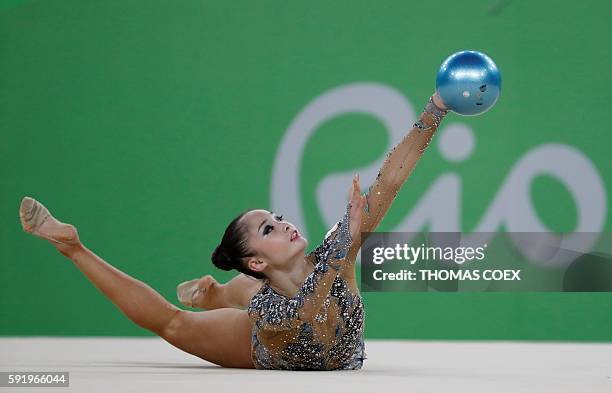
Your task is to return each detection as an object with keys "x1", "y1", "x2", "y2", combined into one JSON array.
[{"x1": 1, "y1": 0, "x2": 610, "y2": 340}]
